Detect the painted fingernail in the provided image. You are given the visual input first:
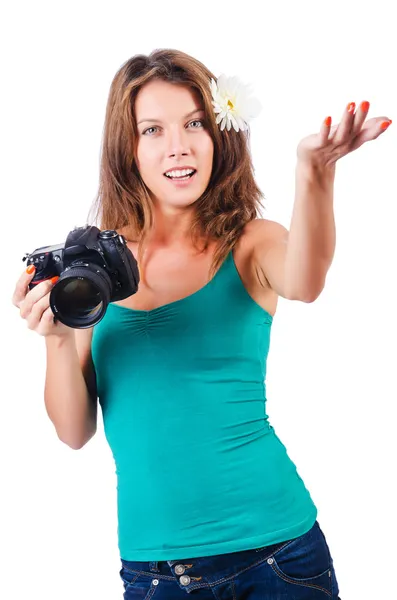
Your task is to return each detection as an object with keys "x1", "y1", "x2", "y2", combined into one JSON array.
[
  {"x1": 50, "y1": 276, "x2": 60, "y2": 284},
  {"x1": 360, "y1": 101, "x2": 370, "y2": 112},
  {"x1": 325, "y1": 116, "x2": 332, "y2": 127},
  {"x1": 26, "y1": 265, "x2": 35, "y2": 274},
  {"x1": 381, "y1": 120, "x2": 392, "y2": 130},
  {"x1": 347, "y1": 102, "x2": 355, "y2": 114}
]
